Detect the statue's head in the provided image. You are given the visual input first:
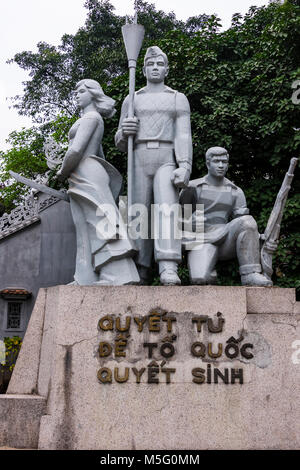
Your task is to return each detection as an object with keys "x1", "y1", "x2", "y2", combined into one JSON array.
[
  {"x1": 205, "y1": 147, "x2": 229, "y2": 178},
  {"x1": 75, "y1": 79, "x2": 116, "y2": 118},
  {"x1": 143, "y1": 46, "x2": 169, "y2": 83}
]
